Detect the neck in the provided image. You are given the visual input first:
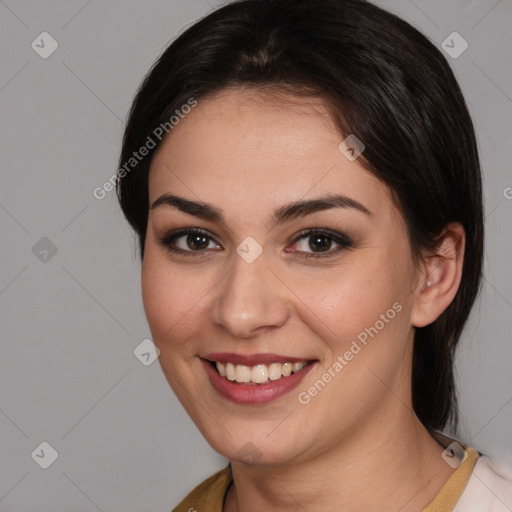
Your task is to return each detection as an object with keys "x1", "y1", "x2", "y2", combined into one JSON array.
[{"x1": 224, "y1": 406, "x2": 455, "y2": 512}]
